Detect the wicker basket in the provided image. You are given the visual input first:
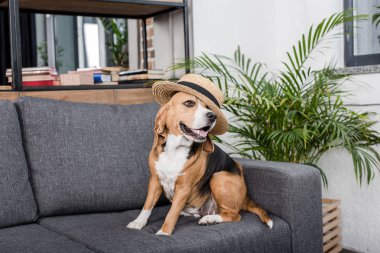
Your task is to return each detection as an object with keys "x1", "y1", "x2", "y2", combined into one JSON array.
[{"x1": 322, "y1": 199, "x2": 342, "y2": 253}]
